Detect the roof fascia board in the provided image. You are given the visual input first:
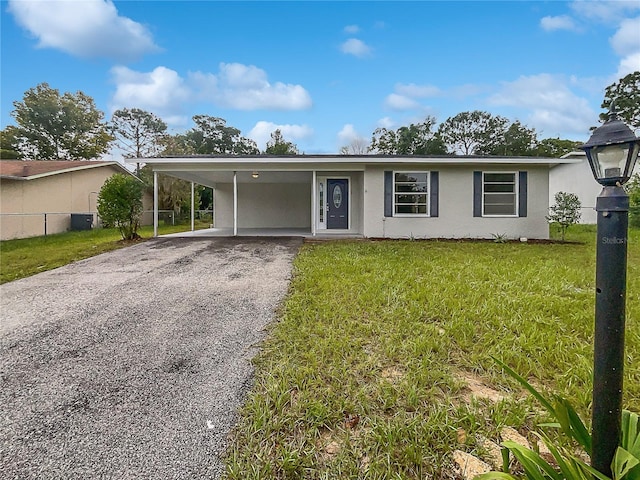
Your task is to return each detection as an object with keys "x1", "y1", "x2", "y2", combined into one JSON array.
[
  {"x1": 151, "y1": 163, "x2": 366, "y2": 172},
  {"x1": 135, "y1": 156, "x2": 579, "y2": 167},
  {"x1": 10, "y1": 162, "x2": 130, "y2": 181}
]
